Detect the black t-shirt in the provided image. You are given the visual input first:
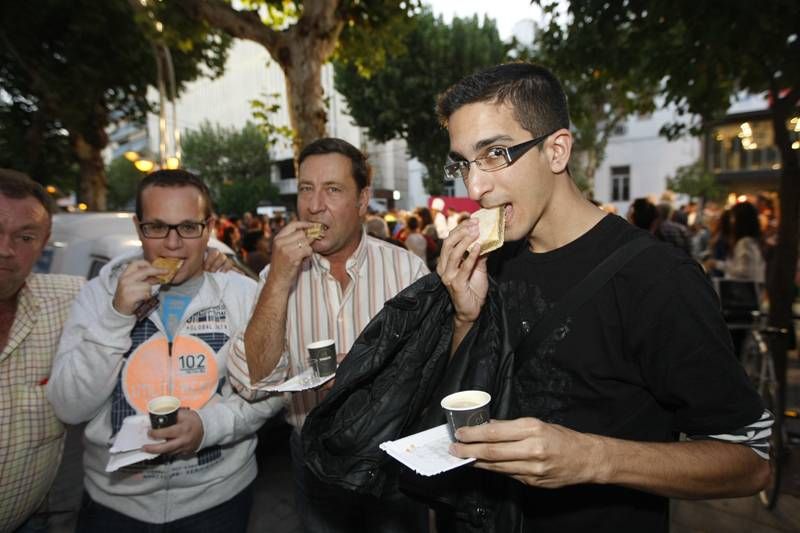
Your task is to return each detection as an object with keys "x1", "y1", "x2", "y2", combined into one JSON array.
[{"x1": 487, "y1": 214, "x2": 763, "y2": 533}]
